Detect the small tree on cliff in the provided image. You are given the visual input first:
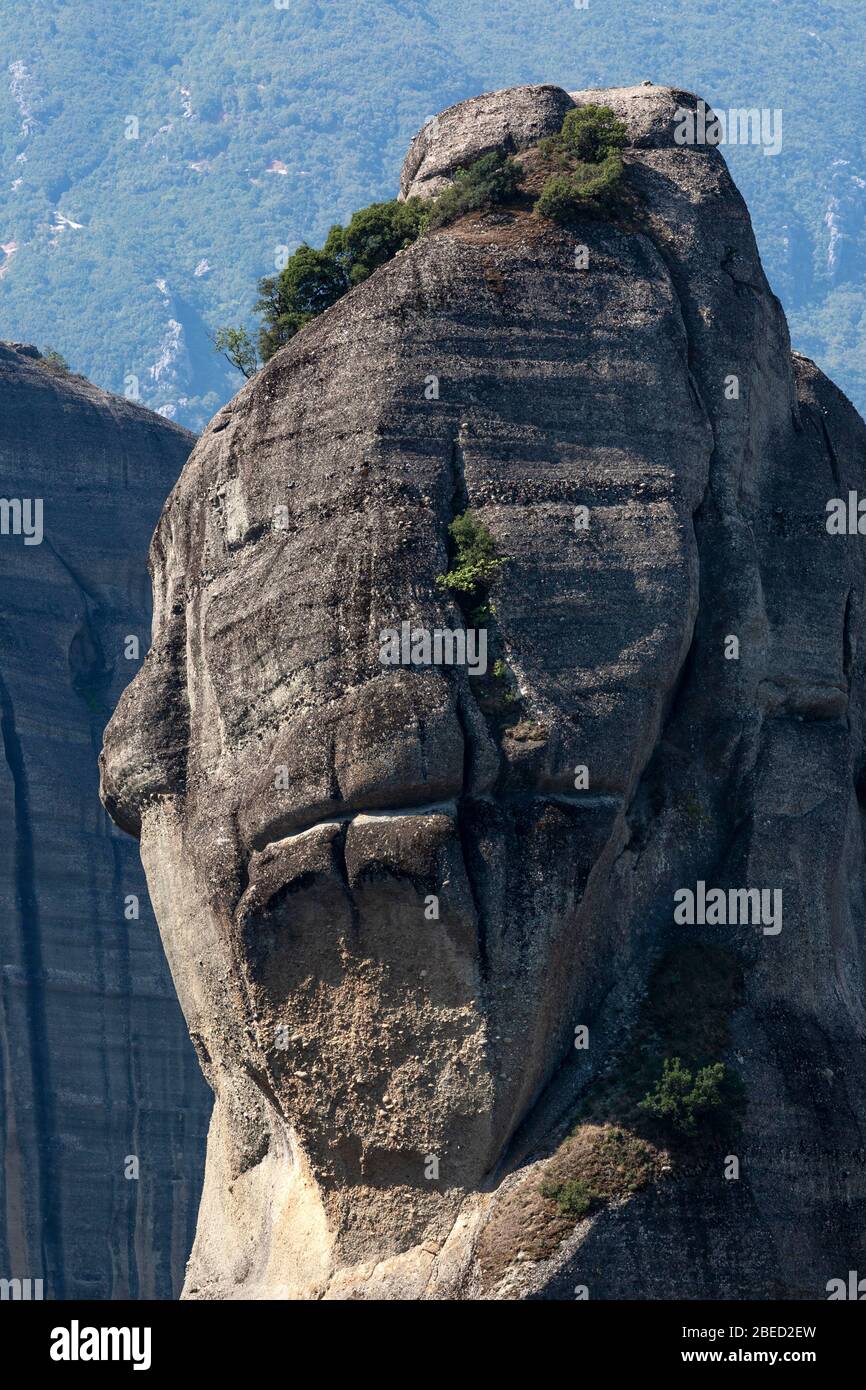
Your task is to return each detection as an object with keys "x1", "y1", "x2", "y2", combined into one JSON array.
[
  {"x1": 212, "y1": 326, "x2": 259, "y2": 379},
  {"x1": 216, "y1": 199, "x2": 430, "y2": 365},
  {"x1": 255, "y1": 244, "x2": 348, "y2": 362},
  {"x1": 559, "y1": 104, "x2": 628, "y2": 162},
  {"x1": 535, "y1": 104, "x2": 628, "y2": 223}
]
